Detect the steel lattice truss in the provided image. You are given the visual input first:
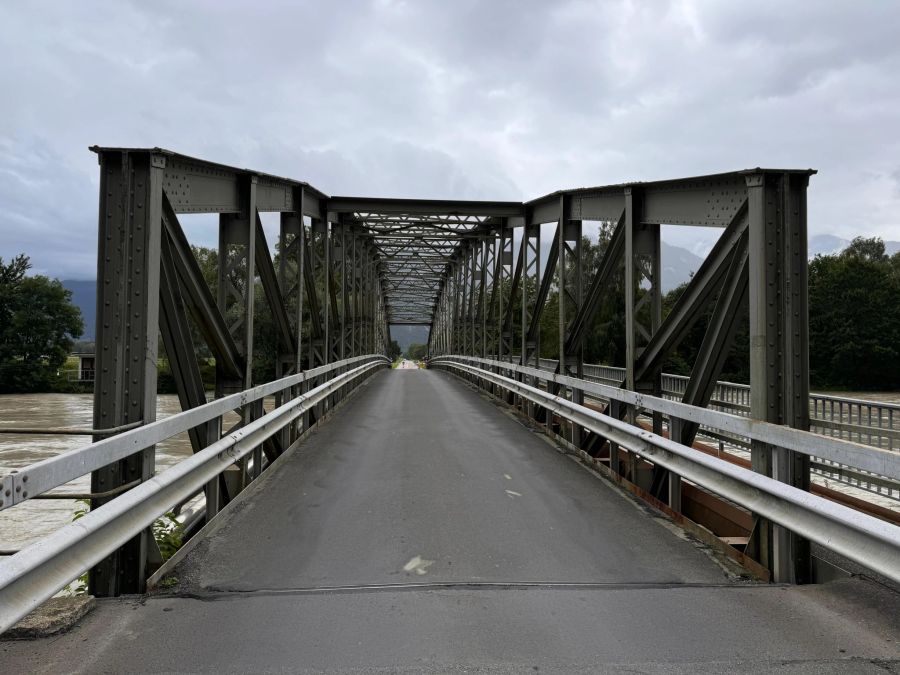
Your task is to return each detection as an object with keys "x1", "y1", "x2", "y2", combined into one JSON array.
[
  {"x1": 351, "y1": 212, "x2": 491, "y2": 325},
  {"x1": 86, "y1": 146, "x2": 818, "y2": 590}
]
